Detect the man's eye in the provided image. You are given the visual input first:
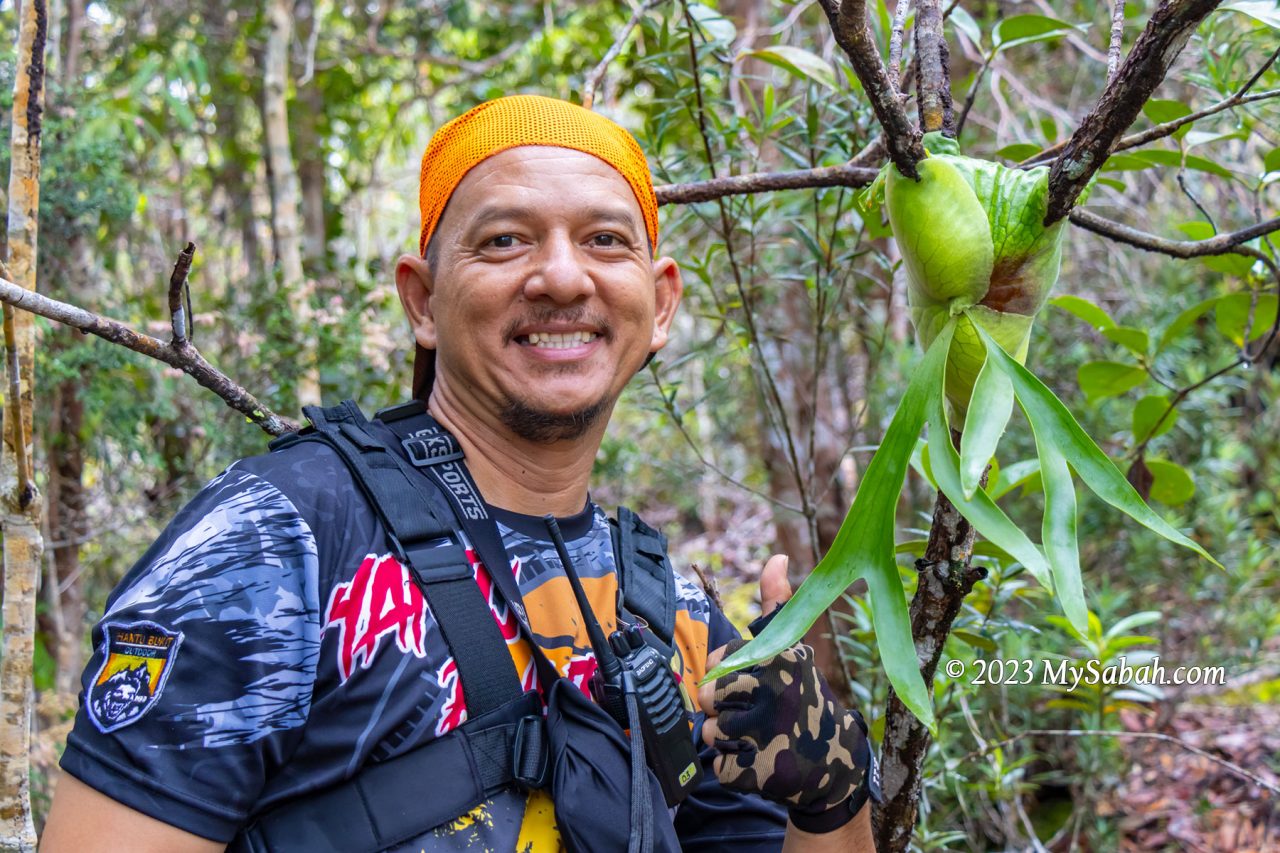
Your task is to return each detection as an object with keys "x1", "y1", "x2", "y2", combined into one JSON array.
[
  {"x1": 592, "y1": 233, "x2": 623, "y2": 248},
  {"x1": 488, "y1": 235, "x2": 516, "y2": 248}
]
